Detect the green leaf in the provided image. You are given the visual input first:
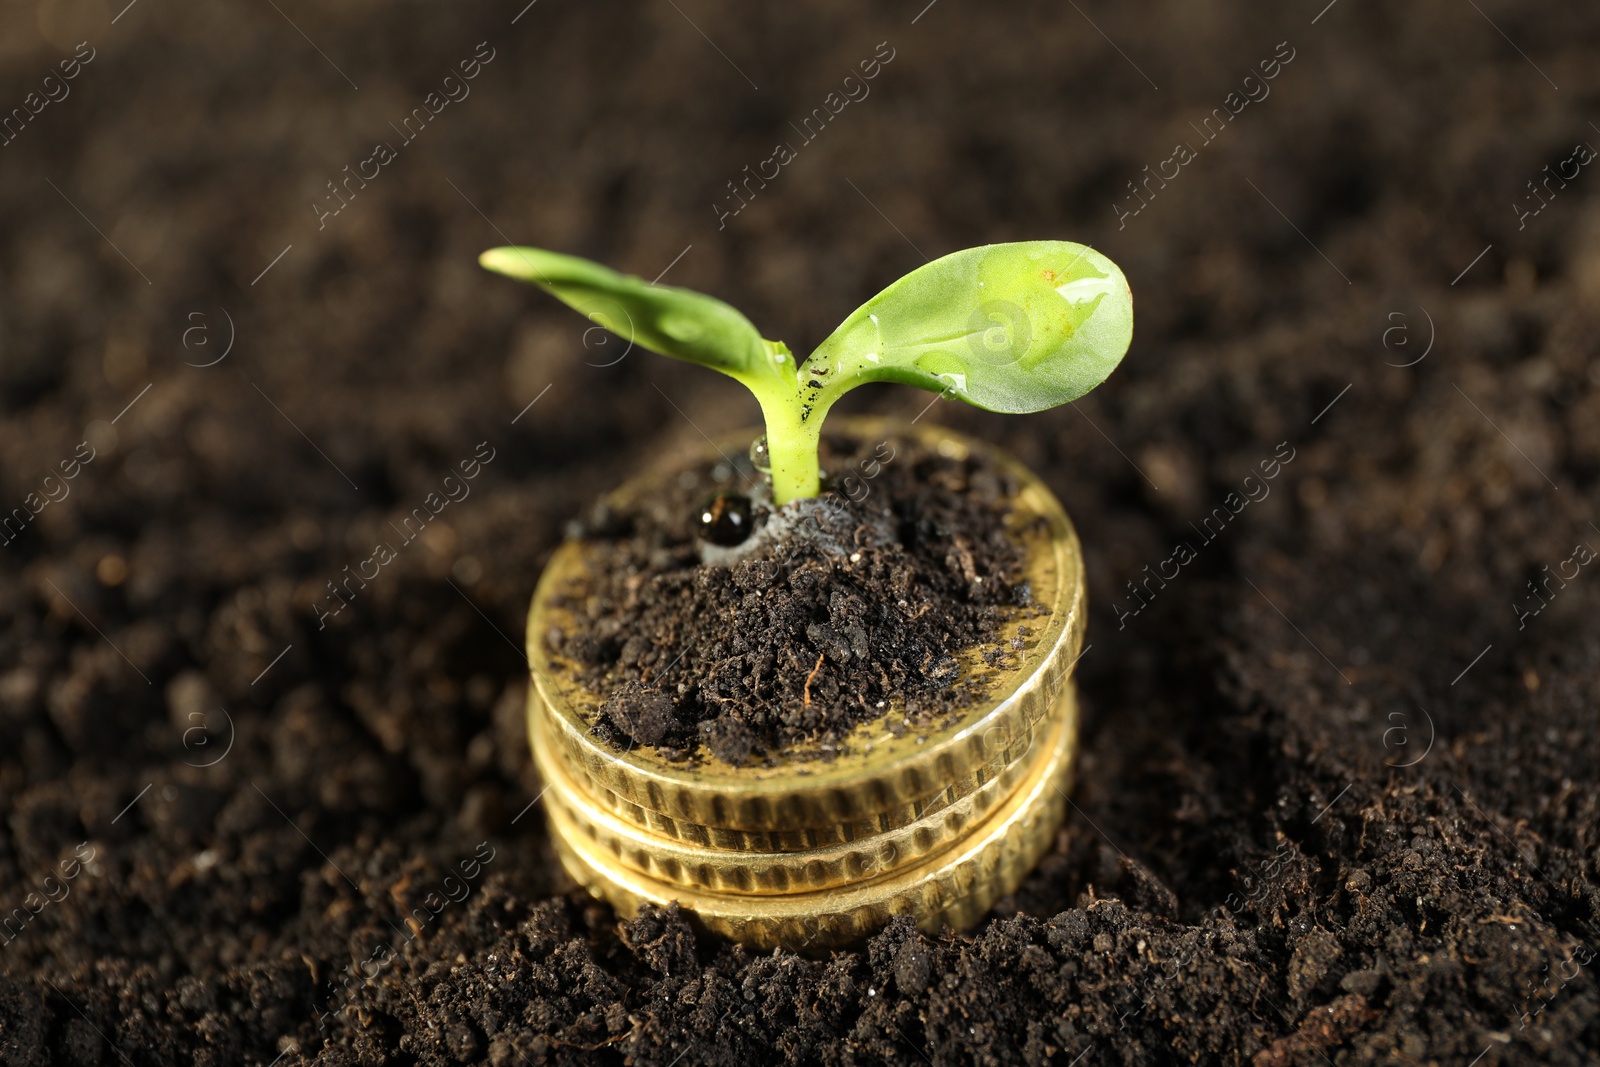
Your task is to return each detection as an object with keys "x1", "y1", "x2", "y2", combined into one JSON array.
[
  {"x1": 479, "y1": 246, "x2": 774, "y2": 381},
  {"x1": 805, "y1": 241, "x2": 1133, "y2": 414}
]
